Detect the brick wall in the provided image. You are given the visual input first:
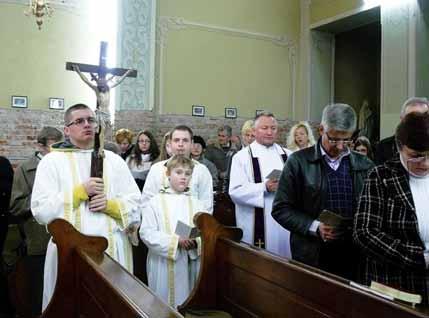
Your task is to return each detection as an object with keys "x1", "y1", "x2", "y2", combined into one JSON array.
[{"x1": 0, "y1": 108, "x2": 319, "y2": 166}]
